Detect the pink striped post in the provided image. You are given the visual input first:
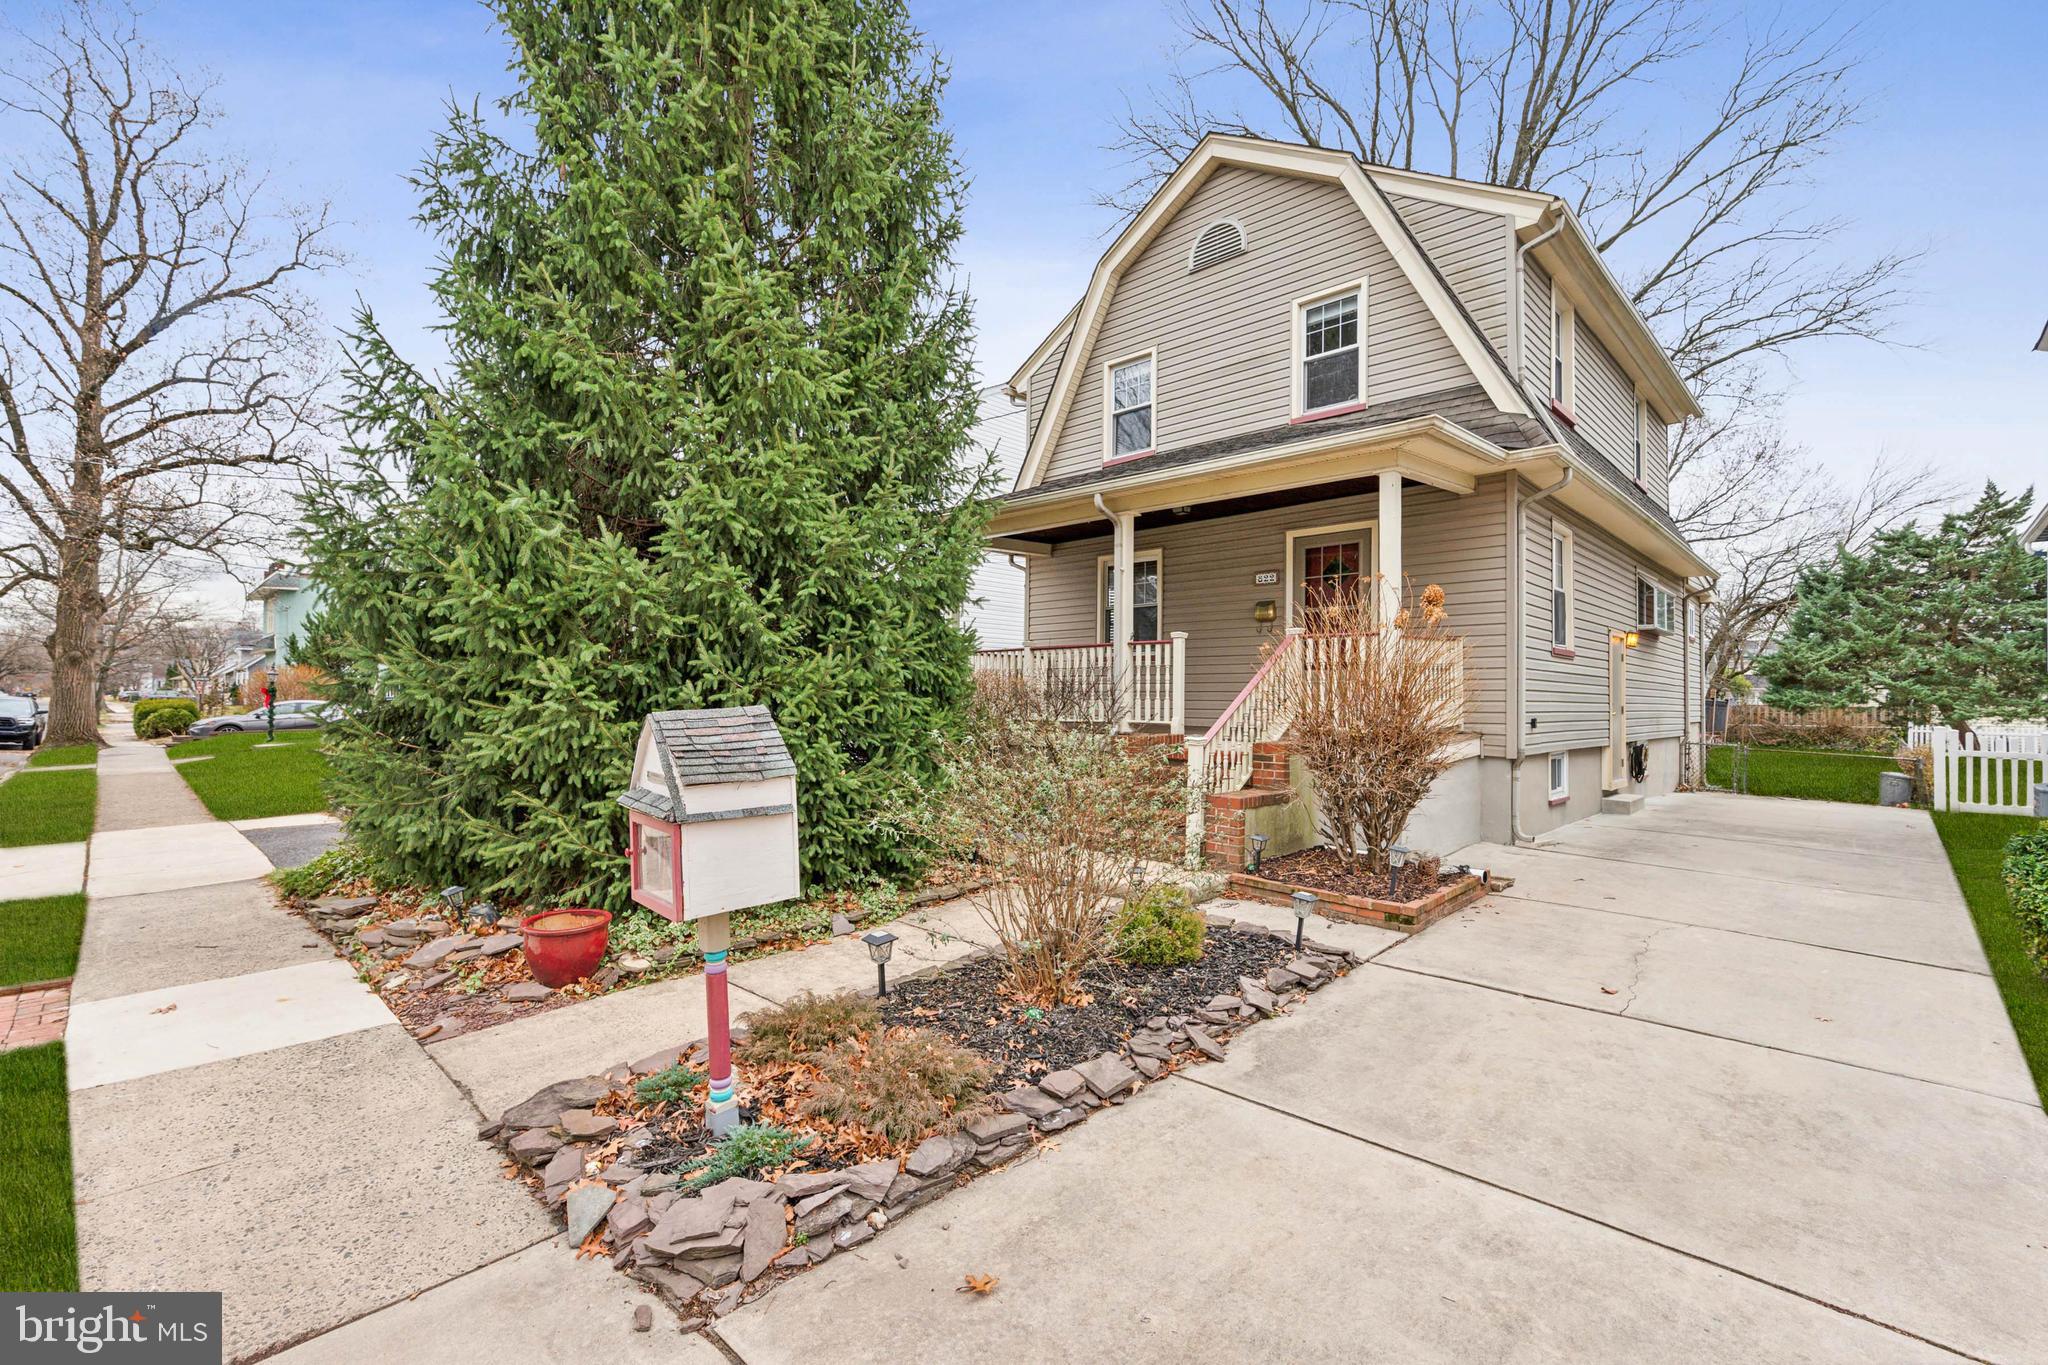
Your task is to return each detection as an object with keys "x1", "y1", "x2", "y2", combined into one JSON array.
[{"x1": 698, "y1": 911, "x2": 740, "y2": 1135}]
